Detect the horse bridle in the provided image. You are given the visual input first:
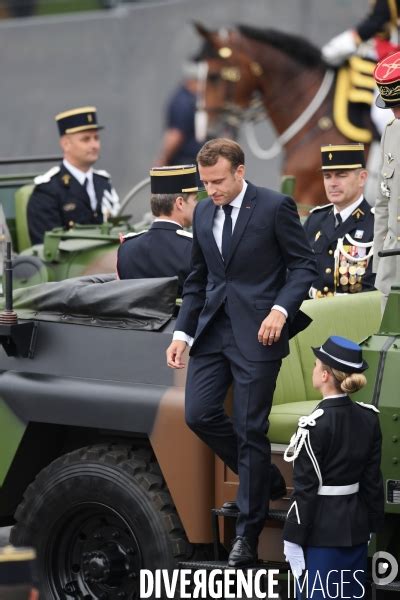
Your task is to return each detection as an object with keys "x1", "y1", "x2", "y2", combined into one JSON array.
[{"x1": 195, "y1": 28, "x2": 335, "y2": 159}]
